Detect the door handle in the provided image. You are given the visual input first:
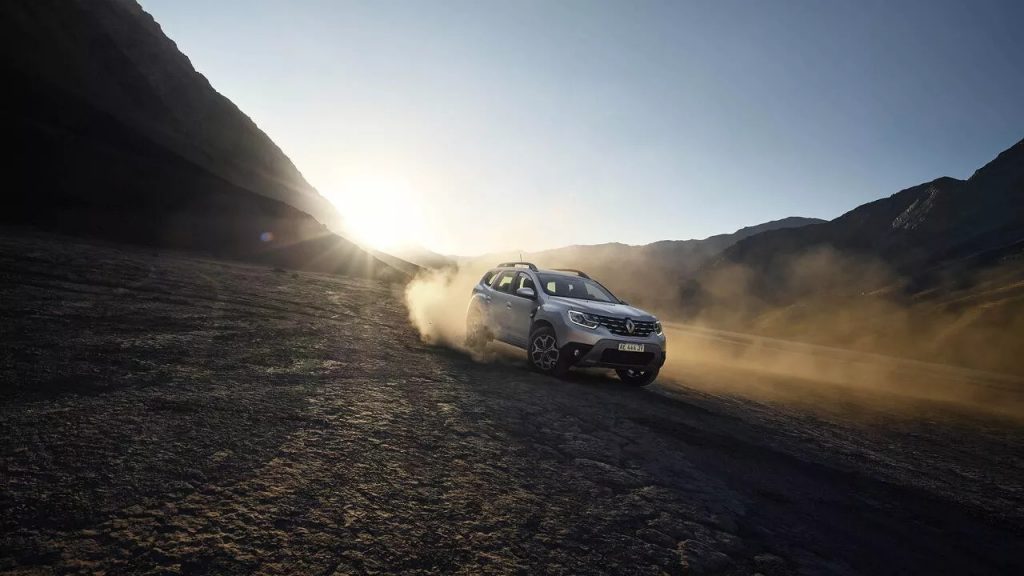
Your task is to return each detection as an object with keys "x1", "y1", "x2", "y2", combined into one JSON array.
[{"x1": 505, "y1": 302, "x2": 512, "y2": 309}]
